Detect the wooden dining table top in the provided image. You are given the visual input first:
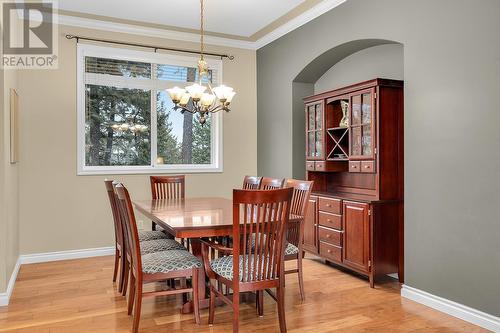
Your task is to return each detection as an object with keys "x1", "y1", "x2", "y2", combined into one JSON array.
[{"x1": 133, "y1": 197, "x2": 301, "y2": 239}]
